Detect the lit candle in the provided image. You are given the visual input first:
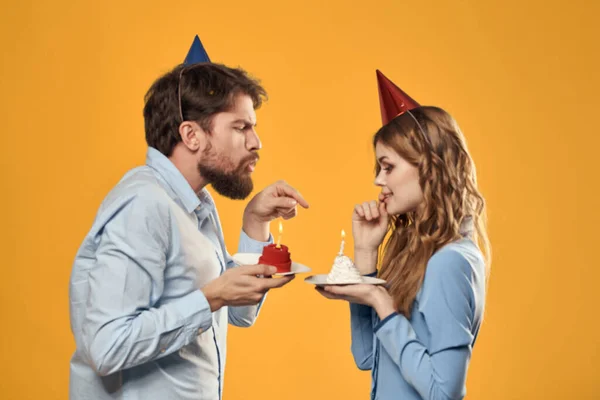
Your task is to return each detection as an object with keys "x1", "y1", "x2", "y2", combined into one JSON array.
[
  {"x1": 276, "y1": 220, "x2": 283, "y2": 248},
  {"x1": 339, "y1": 229, "x2": 345, "y2": 255}
]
